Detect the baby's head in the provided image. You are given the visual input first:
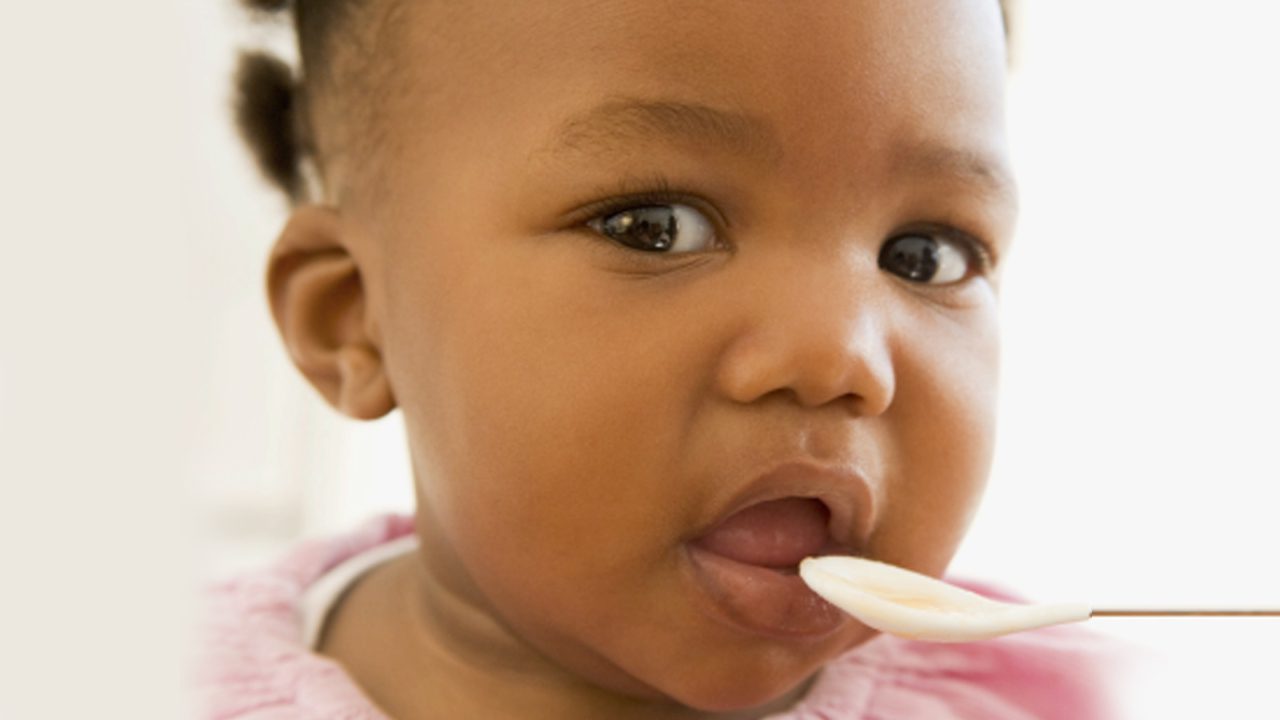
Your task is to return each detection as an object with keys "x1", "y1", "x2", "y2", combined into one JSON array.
[{"x1": 238, "y1": 0, "x2": 1016, "y2": 712}]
